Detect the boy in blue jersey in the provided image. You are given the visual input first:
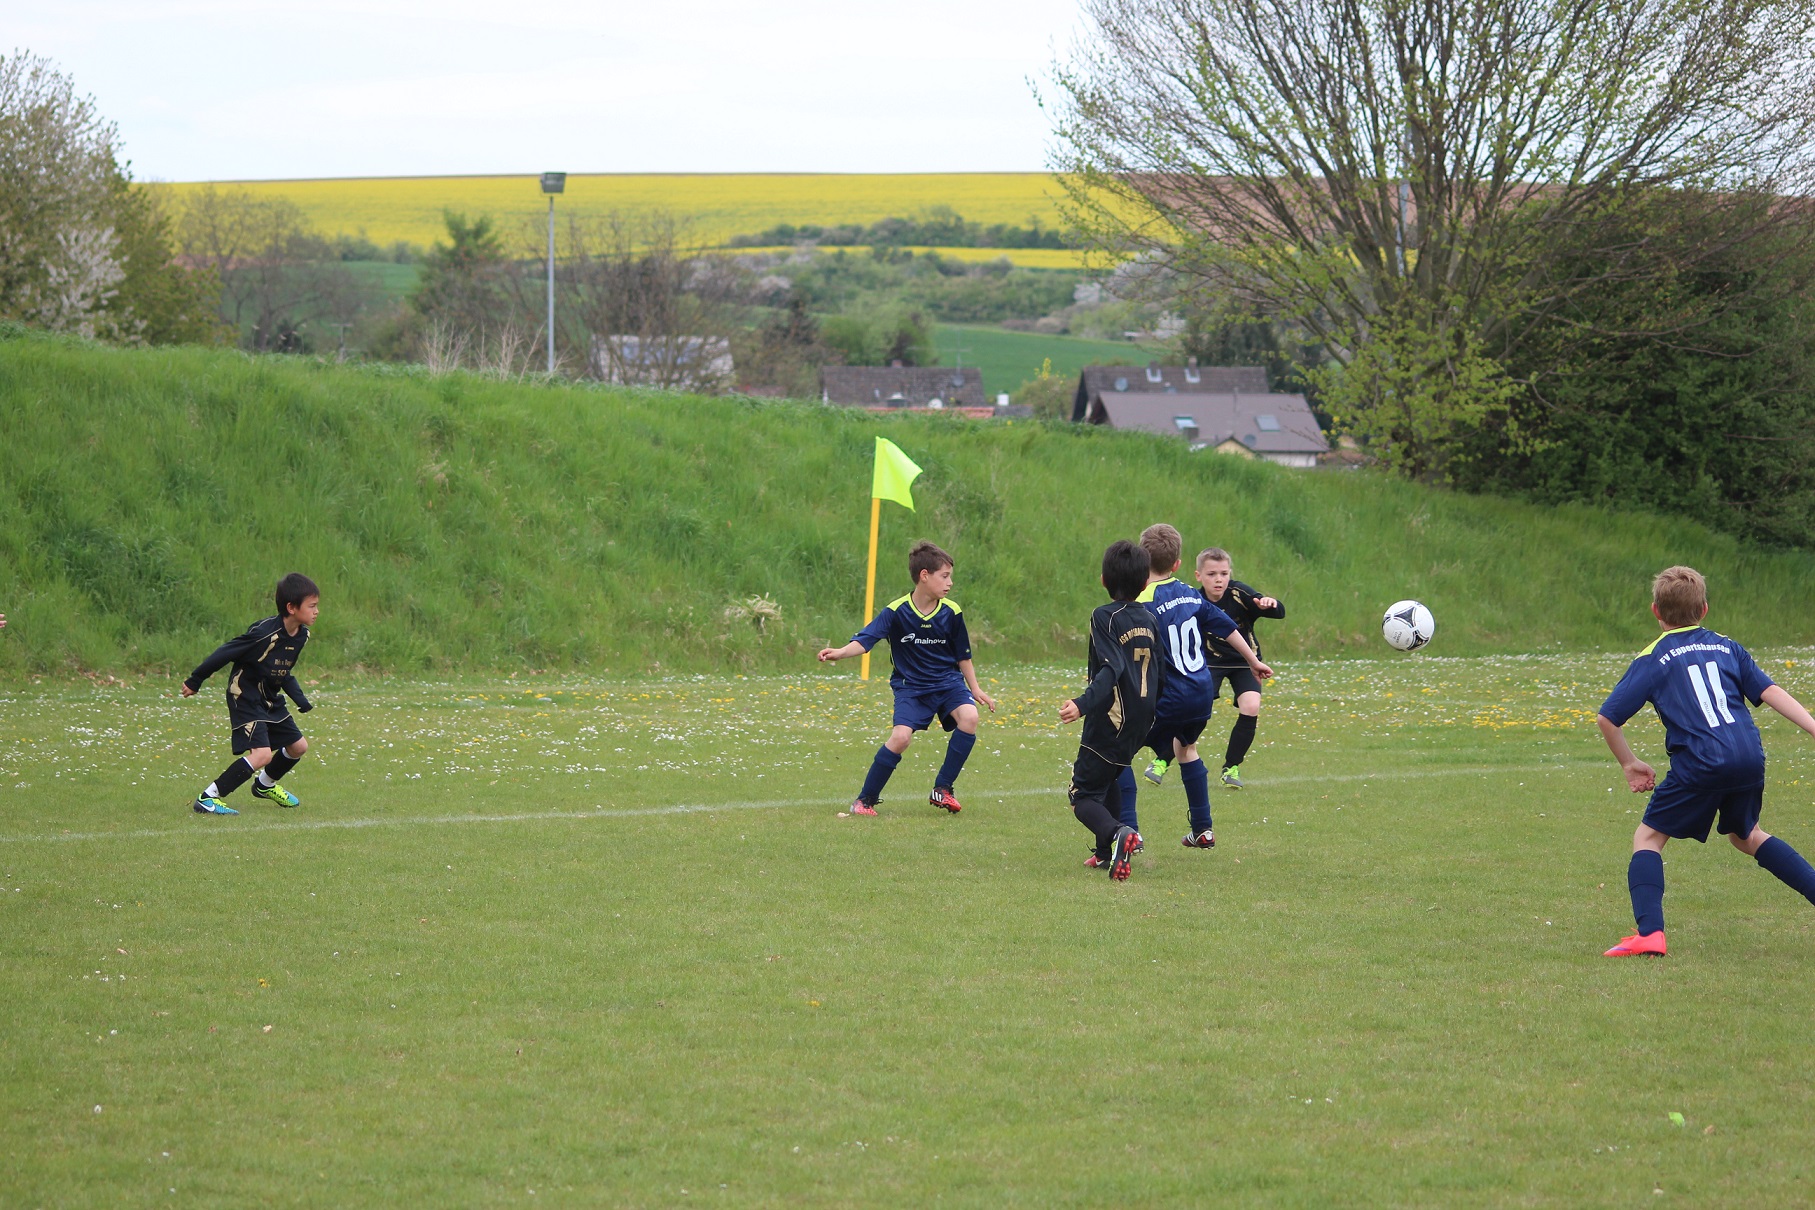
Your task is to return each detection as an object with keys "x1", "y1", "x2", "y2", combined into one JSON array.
[
  {"x1": 1109, "y1": 524, "x2": 1272, "y2": 854},
  {"x1": 818, "y1": 541, "x2": 997, "y2": 816},
  {"x1": 1596, "y1": 566, "x2": 1815, "y2": 956}
]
